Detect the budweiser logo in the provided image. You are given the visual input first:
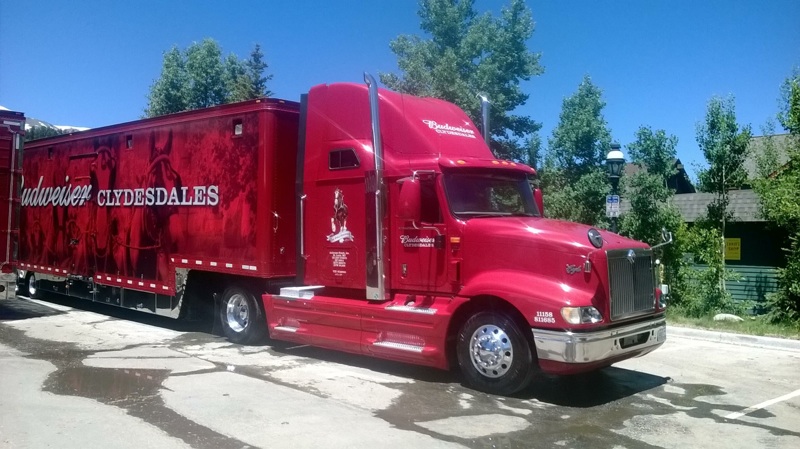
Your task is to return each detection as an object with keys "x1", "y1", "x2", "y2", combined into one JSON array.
[
  {"x1": 21, "y1": 176, "x2": 92, "y2": 207},
  {"x1": 20, "y1": 175, "x2": 220, "y2": 208},
  {"x1": 400, "y1": 235, "x2": 436, "y2": 248},
  {"x1": 421, "y1": 120, "x2": 476, "y2": 139}
]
